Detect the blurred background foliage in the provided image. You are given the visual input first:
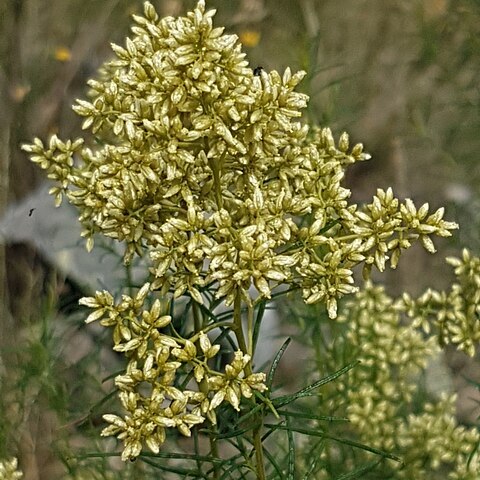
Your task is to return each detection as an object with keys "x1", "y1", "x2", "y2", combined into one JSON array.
[{"x1": 1, "y1": 0, "x2": 480, "y2": 478}]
